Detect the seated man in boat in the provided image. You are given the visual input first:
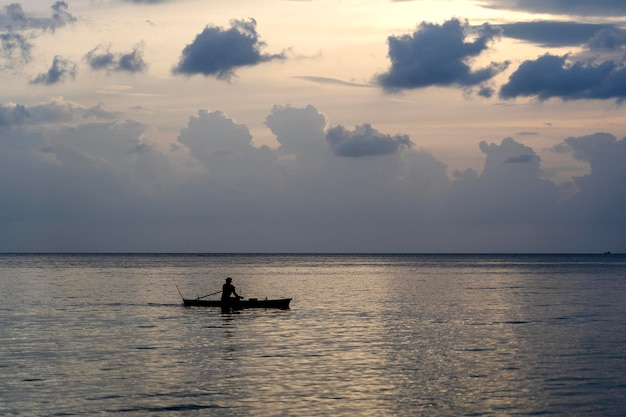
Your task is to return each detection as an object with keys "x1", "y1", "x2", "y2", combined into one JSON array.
[{"x1": 221, "y1": 277, "x2": 242, "y2": 312}]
